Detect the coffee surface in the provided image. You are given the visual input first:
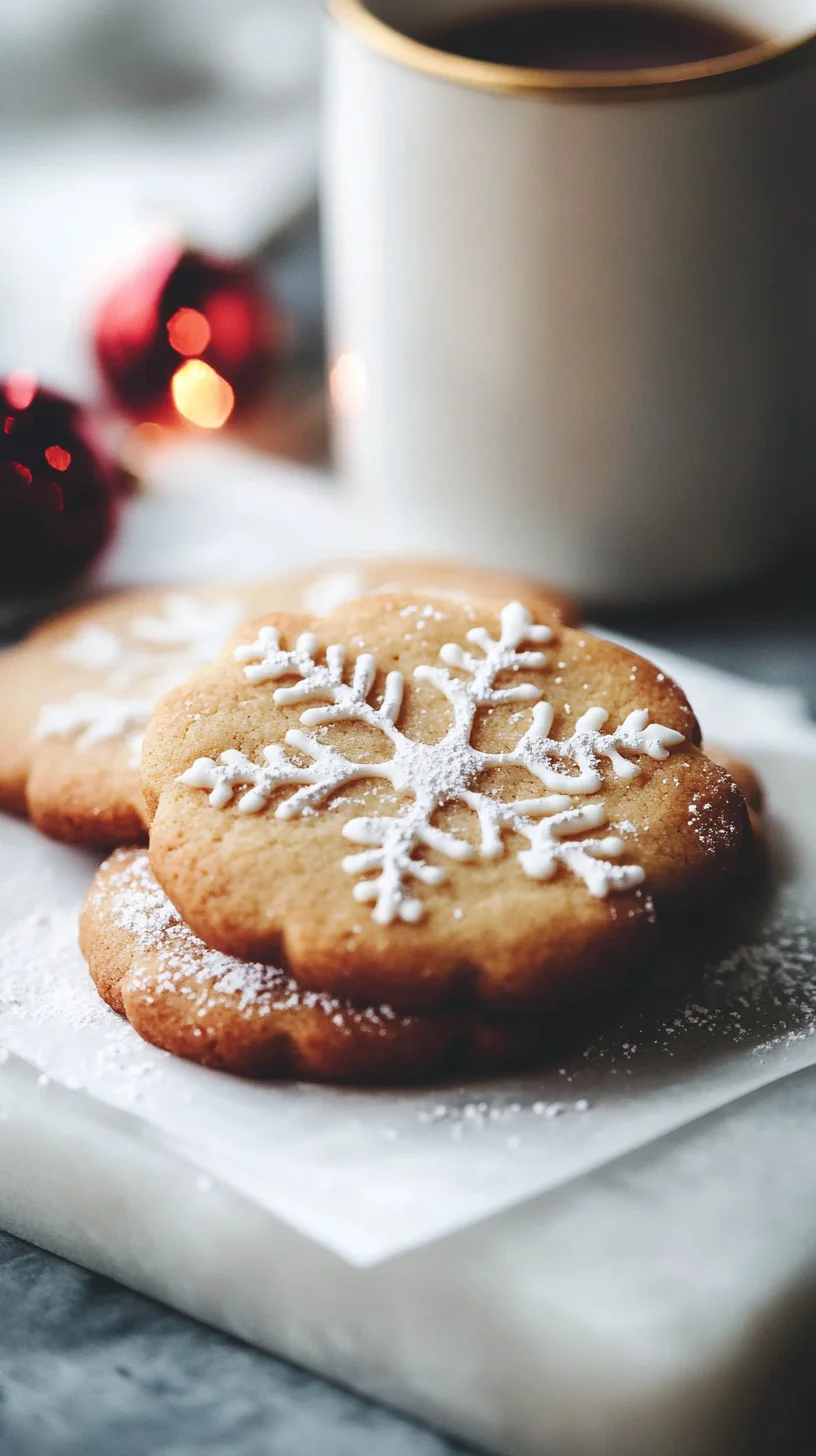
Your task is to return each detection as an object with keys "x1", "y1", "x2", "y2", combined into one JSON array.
[{"x1": 428, "y1": 3, "x2": 764, "y2": 71}]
